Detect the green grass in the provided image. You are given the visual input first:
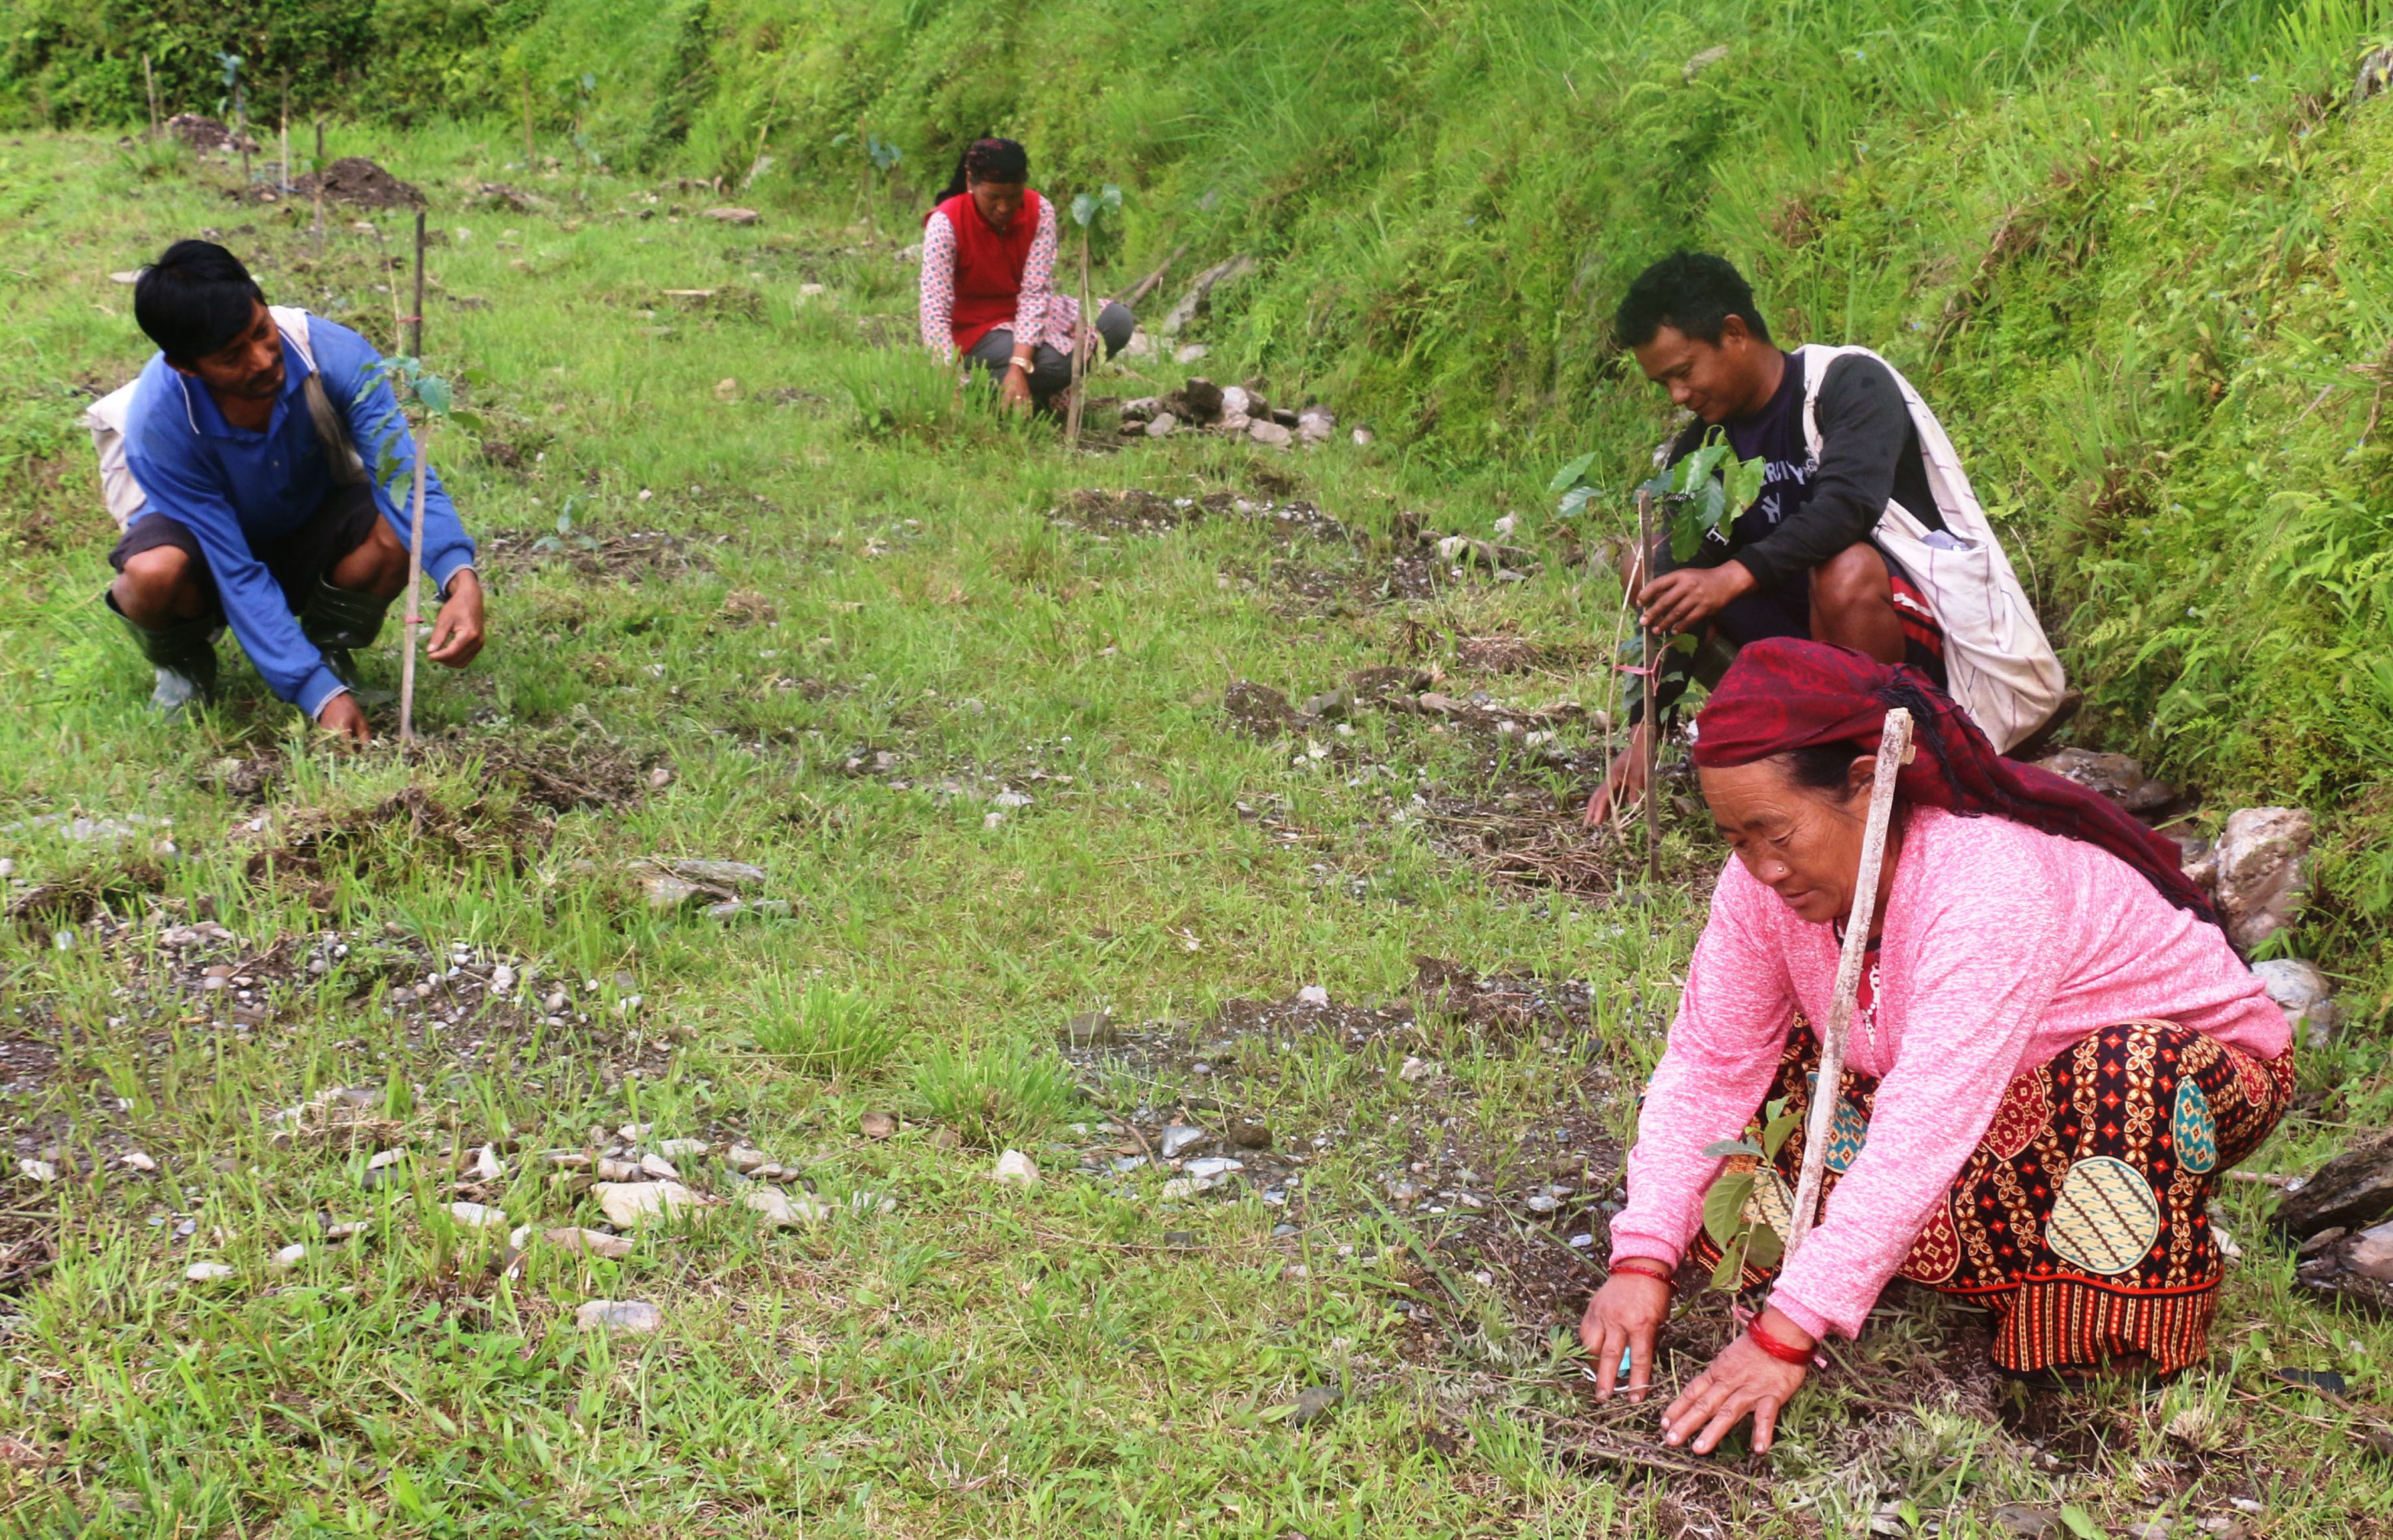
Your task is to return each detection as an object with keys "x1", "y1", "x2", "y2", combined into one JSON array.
[{"x1": 0, "y1": 124, "x2": 2389, "y2": 1537}]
